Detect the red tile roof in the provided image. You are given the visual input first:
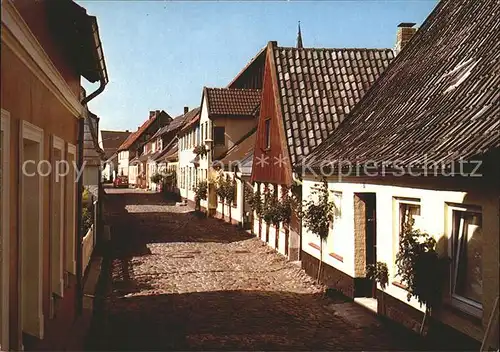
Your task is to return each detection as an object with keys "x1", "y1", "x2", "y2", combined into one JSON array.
[
  {"x1": 306, "y1": 0, "x2": 500, "y2": 171},
  {"x1": 118, "y1": 113, "x2": 163, "y2": 151},
  {"x1": 205, "y1": 87, "x2": 261, "y2": 116}
]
